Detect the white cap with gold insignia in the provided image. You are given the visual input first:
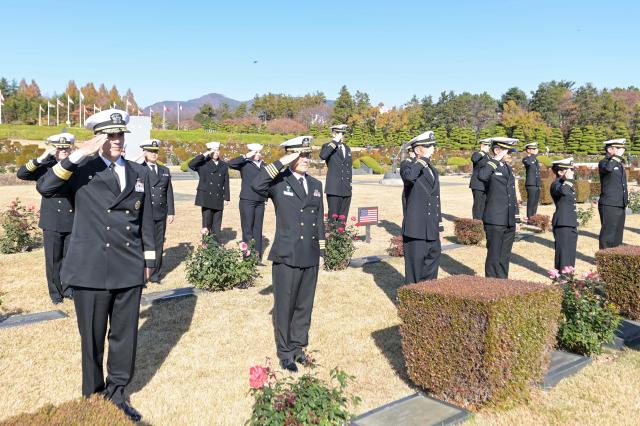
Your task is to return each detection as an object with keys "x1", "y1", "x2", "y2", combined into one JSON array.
[
  {"x1": 280, "y1": 135, "x2": 313, "y2": 153},
  {"x1": 206, "y1": 141, "x2": 221, "y2": 150},
  {"x1": 47, "y1": 132, "x2": 76, "y2": 148},
  {"x1": 247, "y1": 143, "x2": 263, "y2": 152},
  {"x1": 84, "y1": 108, "x2": 130, "y2": 134}
]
